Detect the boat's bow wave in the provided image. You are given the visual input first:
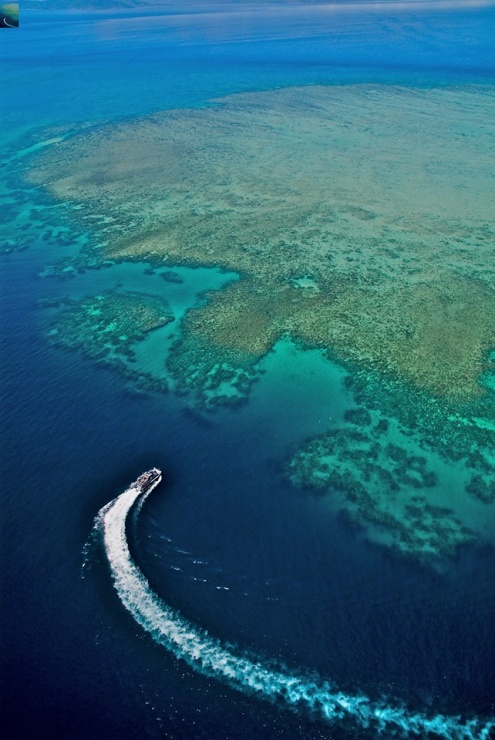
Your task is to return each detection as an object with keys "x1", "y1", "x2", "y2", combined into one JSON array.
[{"x1": 94, "y1": 479, "x2": 494, "y2": 739}]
